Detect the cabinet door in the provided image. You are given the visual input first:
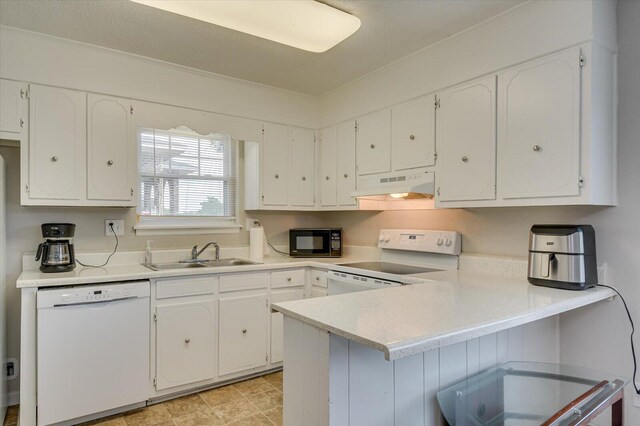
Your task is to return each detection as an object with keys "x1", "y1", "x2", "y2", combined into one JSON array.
[
  {"x1": 319, "y1": 126, "x2": 337, "y2": 207},
  {"x1": 262, "y1": 123, "x2": 290, "y2": 206},
  {"x1": 289, "y1": 127, "x2": 315, "y2": 207},
  {"x1": 0, "y1": 79, "x2": 26, "y2": 136},
  {"x1": 436, "y1": 76, "x2": 497, "y2": 202},
  {"x1": 156, "y1": 301, "x2": 216, "y2": 390},
  {"x1": 499, "y1": 48, "x2": 582, "y2": 199},
  {"x1": 219, "y1": 294, "x2": 268, "y2": 376},
  {"x1": 356, "y1": 109, "x2": 391, "y2": 175},
  {"x1": 28, "y1": 85, "x2": 86, "y2": 200},
  {"x1": 270, "y1": 290, "x2": 304, "y2": 364},
  {"x1": 336, "y1": 120, "x2": 357, "y2": 206},
  {"x1": 392, "y1": 96, "x2": 436, "y2": 171},
  {"x1": 87, "y1": 94, "x2": 134, "y2": 201}
]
